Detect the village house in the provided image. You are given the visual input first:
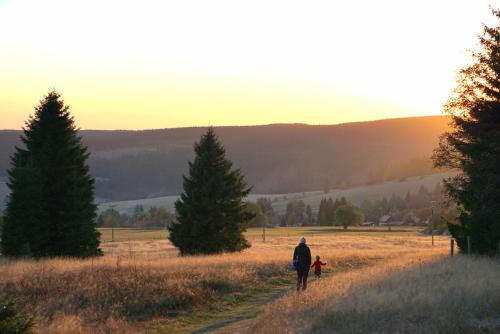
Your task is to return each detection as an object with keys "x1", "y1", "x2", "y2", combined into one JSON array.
[{"x1": 379, "y1": 215, "x2": 404, "y2": 226}]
